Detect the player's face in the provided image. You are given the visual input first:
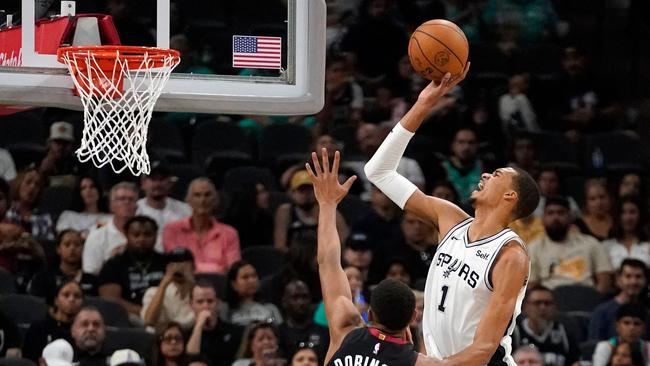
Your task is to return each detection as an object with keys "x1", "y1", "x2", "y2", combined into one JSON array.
[
  {"x1": 617, "y1": 266, "x2": 646, "y2": 297},
  {"x1": 470, "y1": 168, "x2": 516, "y2": 206}
]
